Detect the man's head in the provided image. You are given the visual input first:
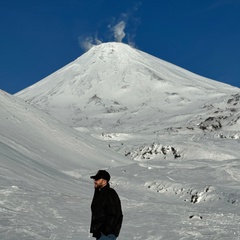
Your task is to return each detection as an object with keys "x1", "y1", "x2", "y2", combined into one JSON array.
[{"x1": 90, "y1": 170, "x2": 111, "y2": 189}]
